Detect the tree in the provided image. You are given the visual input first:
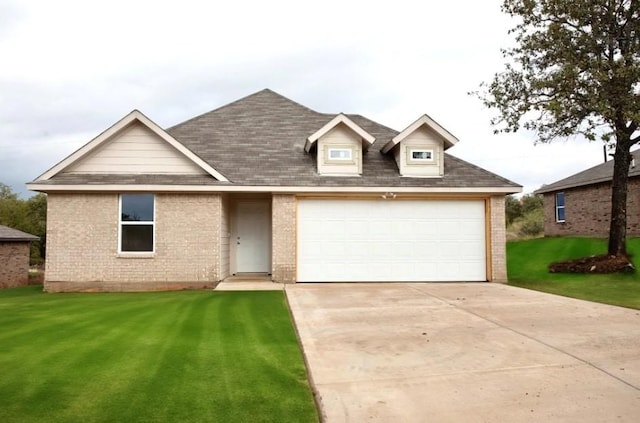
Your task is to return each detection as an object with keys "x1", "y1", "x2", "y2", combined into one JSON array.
[
  {"x1": 521, "y1": 193, "x2": 543, "y2": 215},
  {"x1": 0, "y1": 184, "x2": 47, "y2": 264},
  {"x1": 475, "y1": 0, "x2": 640, "y2": 257},
  {"x1": 505, "y1": 195, "x2": 523, "y2": 225}
]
